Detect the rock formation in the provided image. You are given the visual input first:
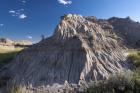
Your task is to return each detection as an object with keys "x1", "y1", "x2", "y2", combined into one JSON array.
[
  {"x1": 108, "y1": 17, "x2": 140, "y2": 48},
  {"x1": 98, "y1": 17, "x2": 140, "y2": 48},
  {"x1": 86, "y1": 16, "x2": 140, "y2": 48},
  {"x1": 1, "y1": 14, "x2": 131, "y2": 93}
]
